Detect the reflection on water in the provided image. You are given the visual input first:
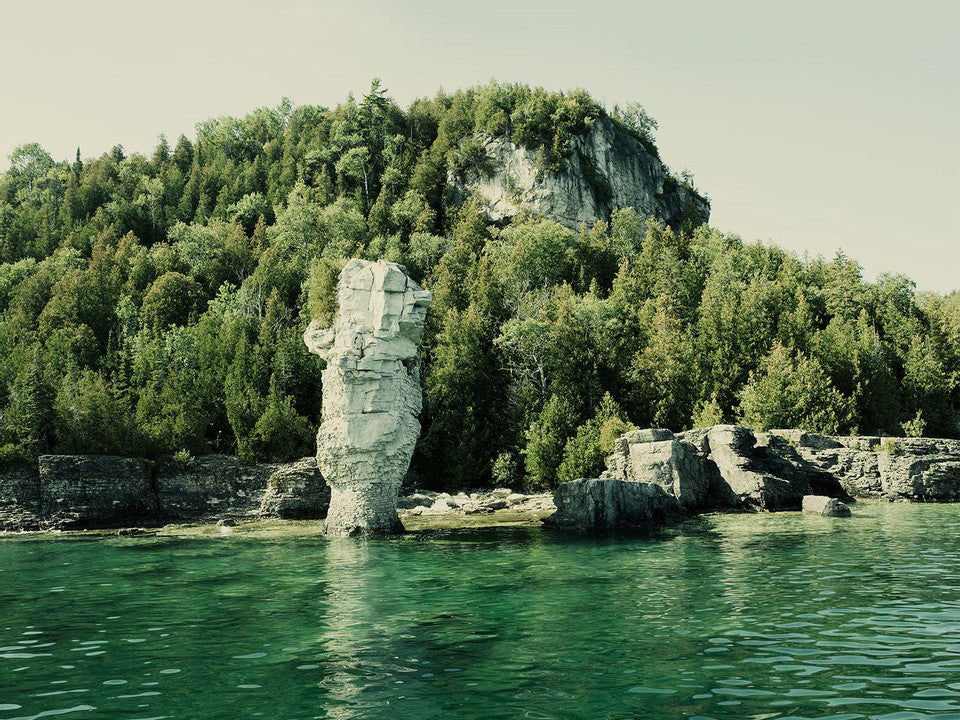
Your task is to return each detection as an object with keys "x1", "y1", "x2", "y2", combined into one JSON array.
[{"x1": 1, "y1": 502, "x2": 960, "y2": 719}]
